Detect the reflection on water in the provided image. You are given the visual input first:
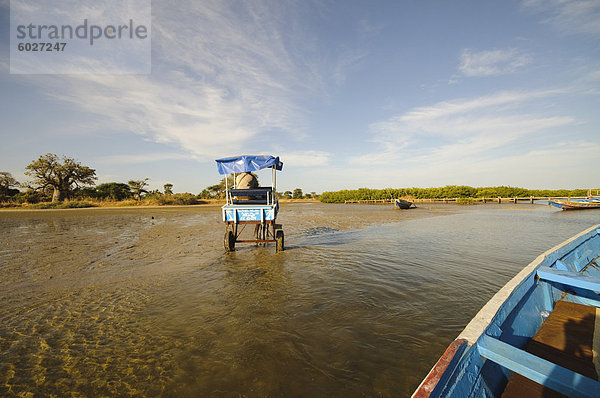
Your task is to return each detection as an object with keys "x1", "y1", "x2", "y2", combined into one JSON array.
[{"x1": 1, "y1": 204, "x2": 600, "y2": 396}]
